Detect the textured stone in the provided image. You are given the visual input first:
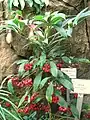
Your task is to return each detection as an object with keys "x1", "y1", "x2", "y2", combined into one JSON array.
[{"x1": 0, "y1": 36, "x2": 18, "y2": 79}]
